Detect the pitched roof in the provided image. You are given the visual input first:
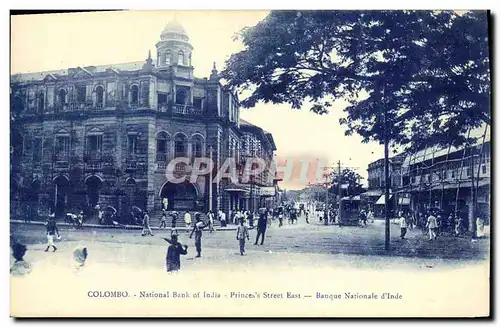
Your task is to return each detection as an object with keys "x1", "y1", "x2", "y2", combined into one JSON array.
[{"x1": 11, "y1": 60, "x2": 147, "y2": 83}]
